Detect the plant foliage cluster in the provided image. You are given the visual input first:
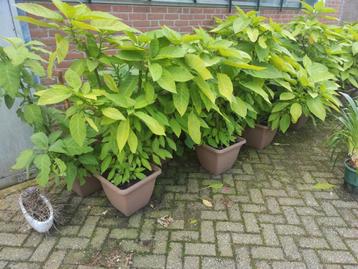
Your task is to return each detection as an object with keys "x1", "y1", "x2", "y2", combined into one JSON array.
[{"x1": 0, "y1": 0, "x2": 356, "y2": 187}]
